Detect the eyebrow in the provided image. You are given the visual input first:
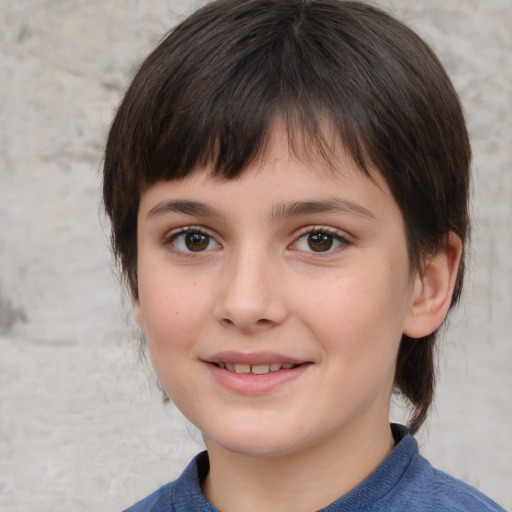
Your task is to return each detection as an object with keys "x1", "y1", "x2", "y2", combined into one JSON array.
[
  {"x1": 270, "y1": 198, "x2": 376, "y2": 222},
  {"x1": 147, "y1": 200, "x2": 219, "y2": 218},
  {"x1": 147, "y1": 197, "x2": 376, "y2": 222}
]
